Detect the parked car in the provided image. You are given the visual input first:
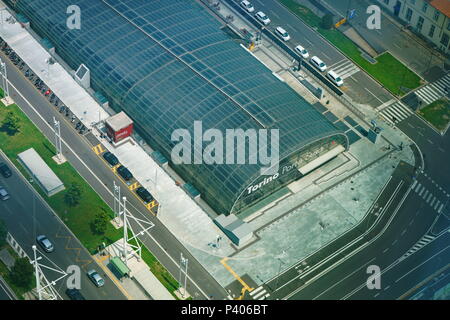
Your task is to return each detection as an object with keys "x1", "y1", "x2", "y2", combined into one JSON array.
[
  {"x1": 117, "y1": 165, "x2": 133, "y2": 181},
  {"x1": 294, "y1": 45, "x2": 309, "y2": 59},
  {"x1": 36, "y1": 235, "x2": 54, "y2": 253},
  {"x1": 255, "y1": 11, "x2": 271, "y2": 25},
  {"x1": 240, "y1": 0, "x2": 255, "y2": 13},
  {"x1": 136, "y1": 187, "x2": 154, "y2": 204},
  {"x1": 327, "y1": 70, "x2": 344, "y2": 87},
  {"x1": 310, "y1": 56, "x2": 327, "y2": 72},
  {"x1": 275, "y1": 26, "x2": 290, "y2": 41},
  {"x1": 65, "y1": 288, "x2": 85, "y2": 300},
  {"x1": 0, "y1": 163, "x2": 12, "y2": 178},
  {"x1": 0, "y1": 186, "x2": 10, "y2": 201},
  {"x1": 103, "y1": 151, "x2": 119, "y2": 166},
  {"x1": 87, "y1": 269, "x2": 104, "y2": 287}
]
